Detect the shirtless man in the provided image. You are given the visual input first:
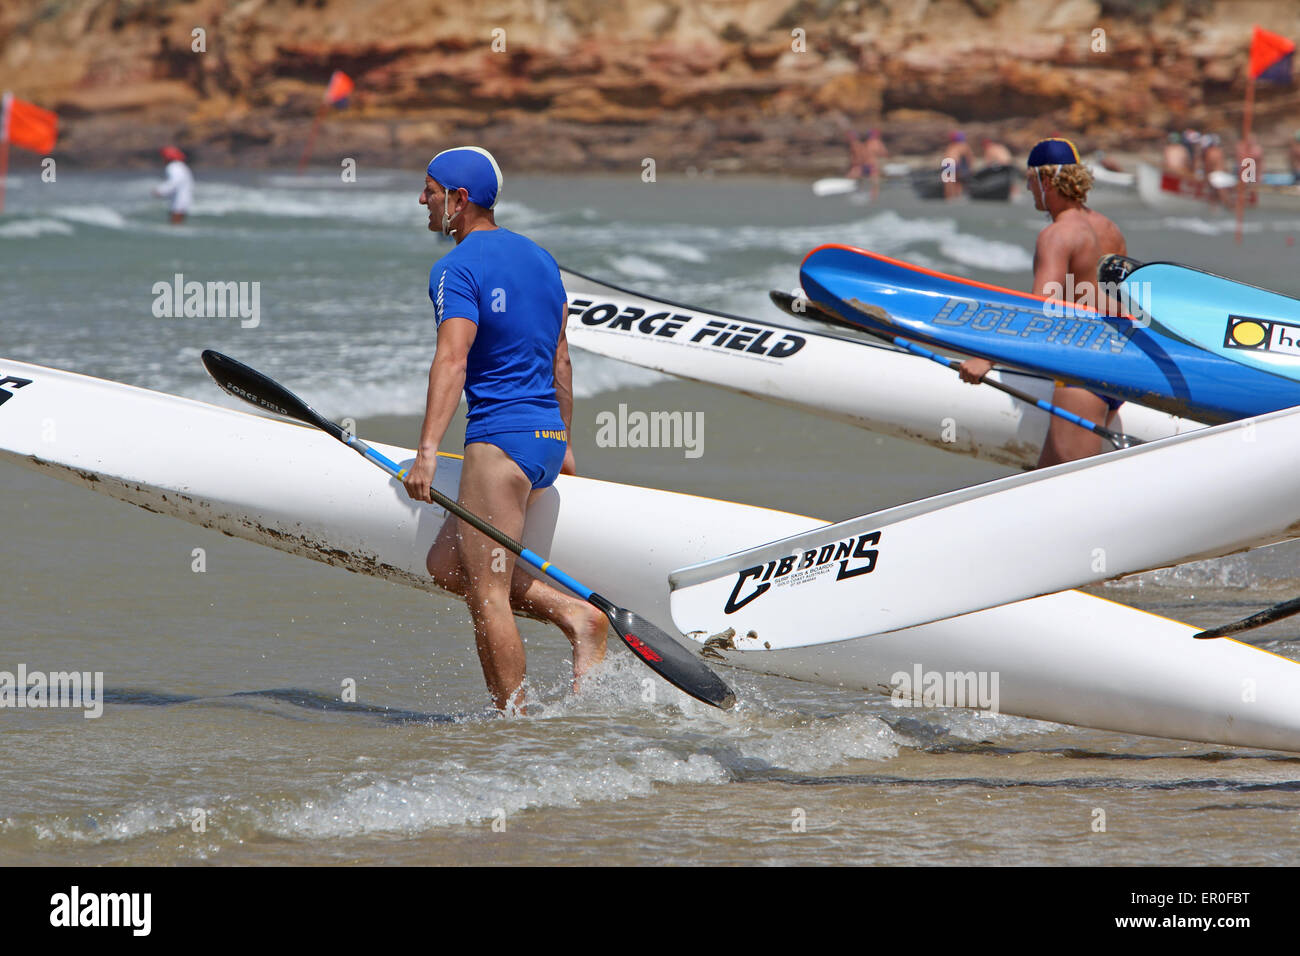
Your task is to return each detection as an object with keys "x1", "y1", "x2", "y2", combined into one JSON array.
[
  {"x1": 942, "y1": 131, "x2": 975, "y2": 200},
  {"x1": 981, "y1": 137, "x2": 1013, "y2": 167},
  {"x1": 1163, "y1": 132, "x2": 1192, "y2": 177},
  {"x1": 855, "y1": 128, "x2": 889, "y2": 199},
  {"x1": 1201, "y1": 134, "x2": 1228, "y2": 204},
  {"x1": 957, "y1": 137, "x2": 1128, "y2": 468}
]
